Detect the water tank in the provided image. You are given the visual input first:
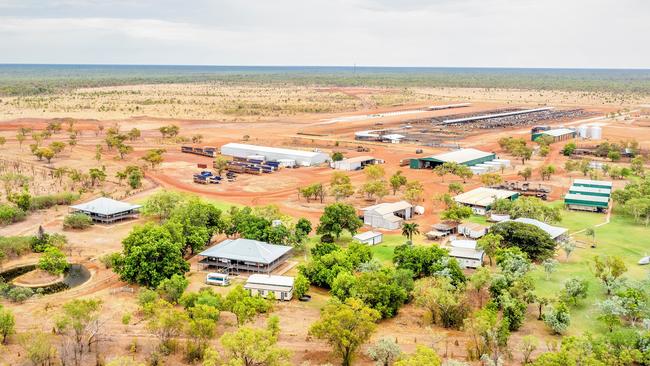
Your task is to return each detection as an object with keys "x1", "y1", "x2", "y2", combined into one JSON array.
[
  {"x1": 578, "y1": 125, "x2": 589, "y2": 138},
  {"x1": 589, "y1": 126, "x2": 602, "y2": 140}
]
